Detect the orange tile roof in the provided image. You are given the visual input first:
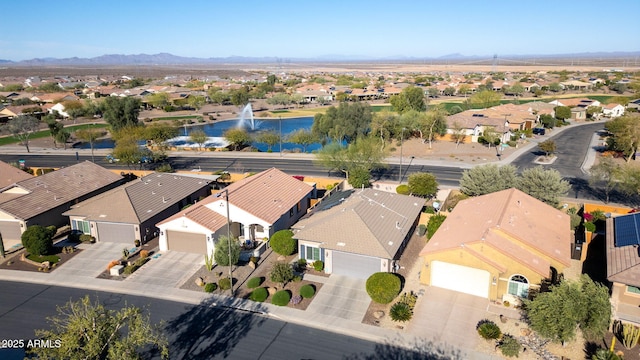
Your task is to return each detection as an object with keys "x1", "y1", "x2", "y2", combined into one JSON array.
[{"x1": 0, "y1": 160, "x2": 33, "y2": 189}]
